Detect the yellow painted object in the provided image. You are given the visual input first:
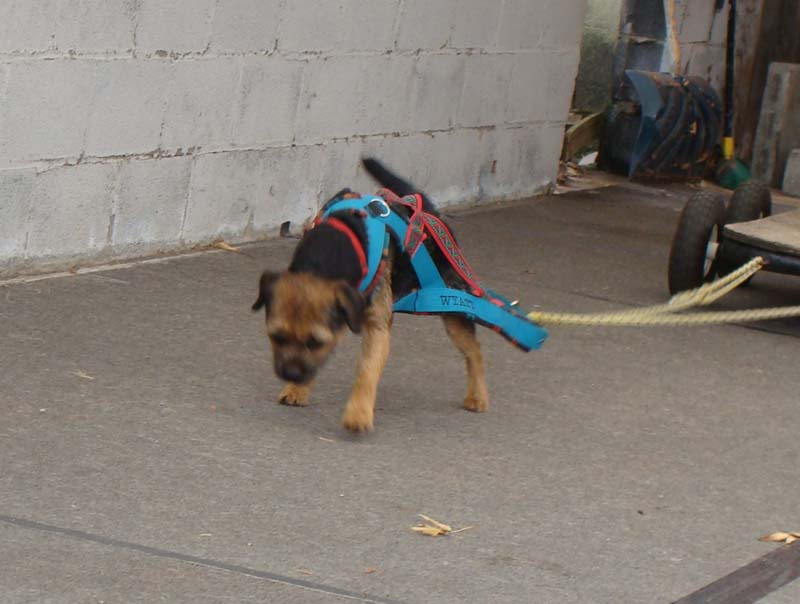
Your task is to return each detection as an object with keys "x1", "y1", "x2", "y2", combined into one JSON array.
[{"x1": 723, "y1": 136, "x2": 735, "y2": 161}]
